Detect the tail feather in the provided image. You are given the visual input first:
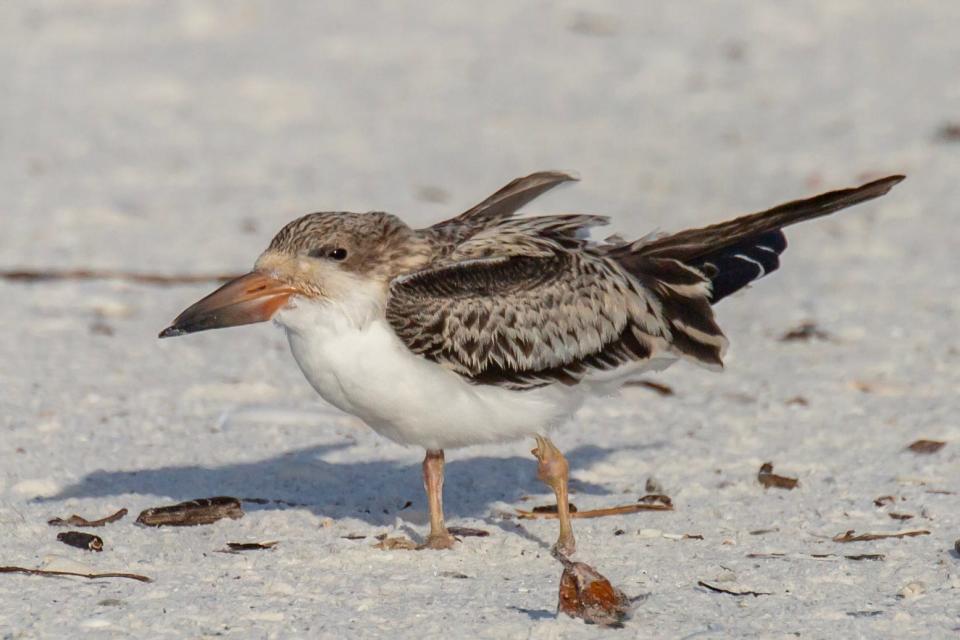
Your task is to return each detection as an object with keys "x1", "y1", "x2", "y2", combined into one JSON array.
[
  {"x1": 621, "y1": 175, "x2": 904, "y2": 263},
  {"x1": 691, "y1": 229, "x2": 787, "y2": 302},
  {"x1": 613, "y1": 175, "x2": 904, "y2": 303}
]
